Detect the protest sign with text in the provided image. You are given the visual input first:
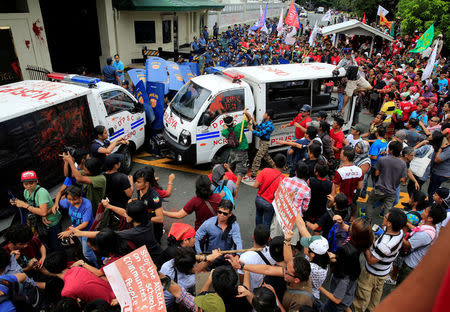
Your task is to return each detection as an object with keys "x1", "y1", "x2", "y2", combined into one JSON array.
[
  {"x1": 273, "y1": 183, "x2": 297, "y2": 233},
  {"x1": 104, "y1": 246, "x2": 166, "y2": 312}
]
